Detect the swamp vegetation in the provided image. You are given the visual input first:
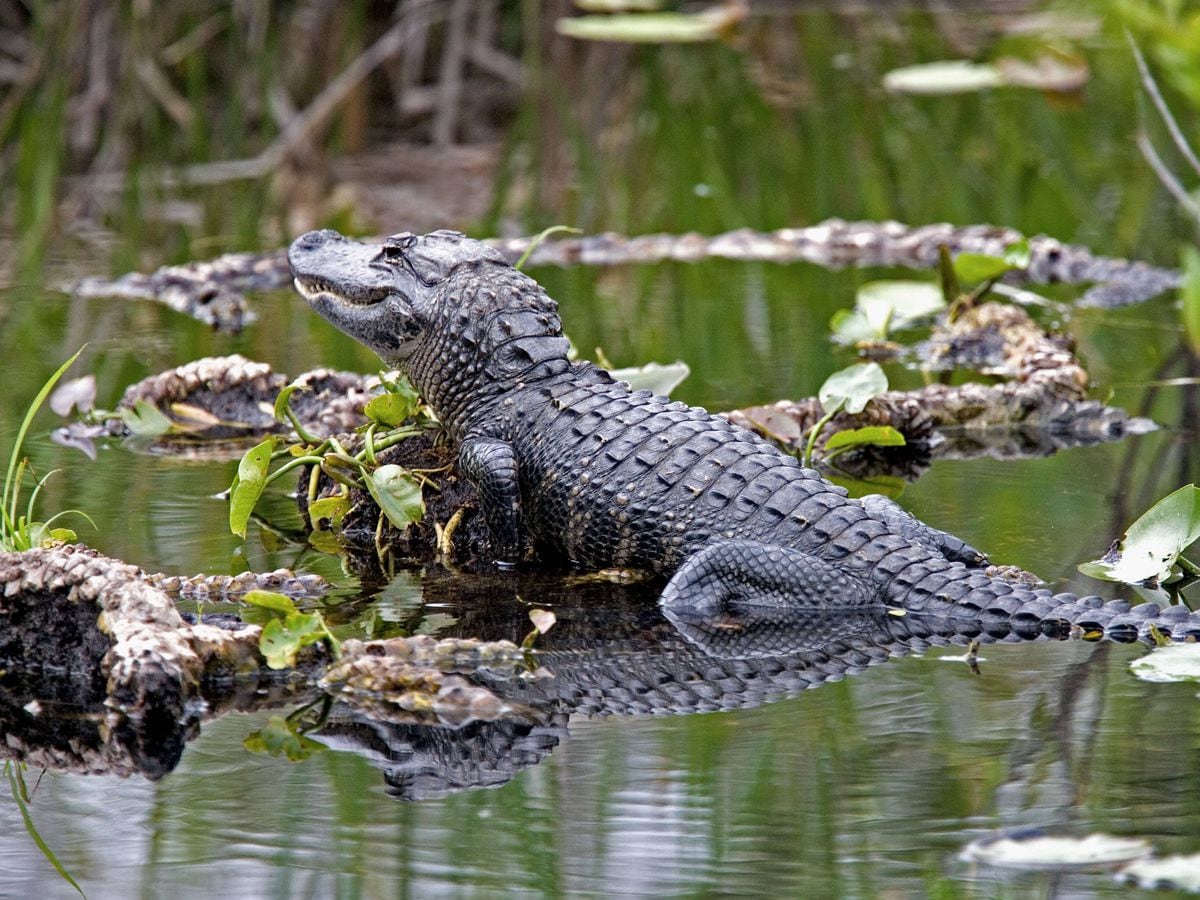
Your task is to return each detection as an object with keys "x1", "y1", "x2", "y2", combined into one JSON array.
[{"x1": 3, "y1": 0, "x2": 1200, "y2": 895}]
